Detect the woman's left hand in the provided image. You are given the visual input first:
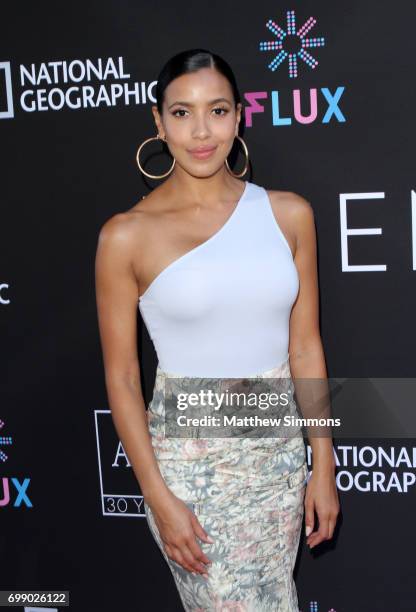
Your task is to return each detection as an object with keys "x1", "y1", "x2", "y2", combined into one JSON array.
[{"x1": 304, "y1": 466, "x2": 340, "y2": 549}]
